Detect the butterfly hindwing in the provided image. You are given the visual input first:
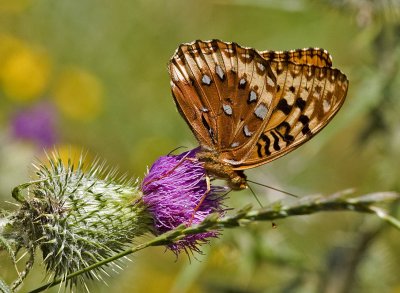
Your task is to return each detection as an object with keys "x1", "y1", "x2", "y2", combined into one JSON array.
[
  {"x1": 259, "y1": 48, "x2": 333, "y2": 67},
  {"x1": 236, "y1": 62, "x2": 348, "y2": 169}
]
